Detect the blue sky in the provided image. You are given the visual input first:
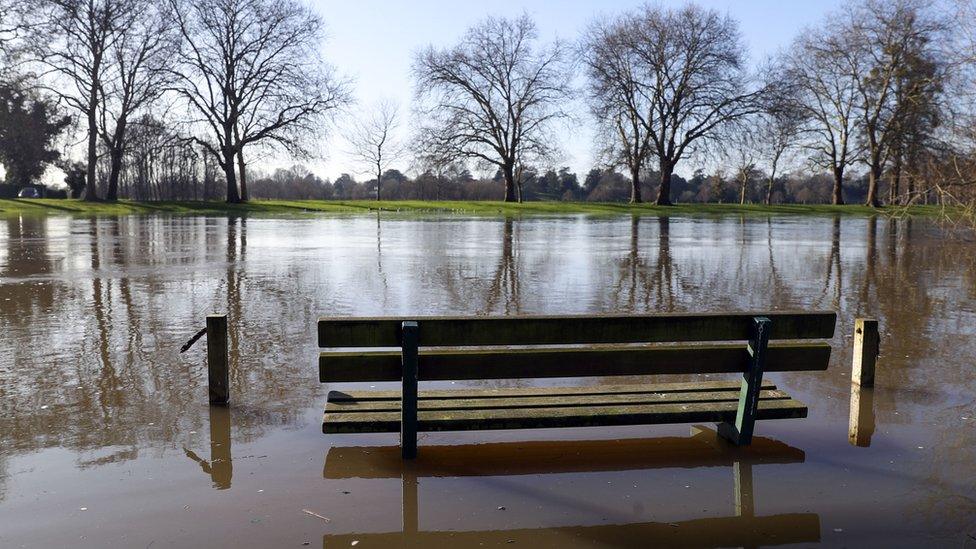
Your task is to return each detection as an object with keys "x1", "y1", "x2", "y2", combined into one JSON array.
[{"x1": 304, "y1": 0, "x2": 849, "y2": 181}]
